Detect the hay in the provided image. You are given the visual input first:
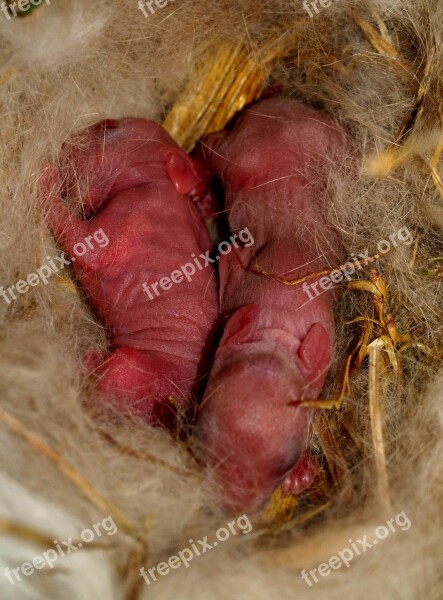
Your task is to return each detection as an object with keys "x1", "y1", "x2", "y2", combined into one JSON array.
[{"x1": 0, "y1": 1, "x2": 442, "y2": 598}]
